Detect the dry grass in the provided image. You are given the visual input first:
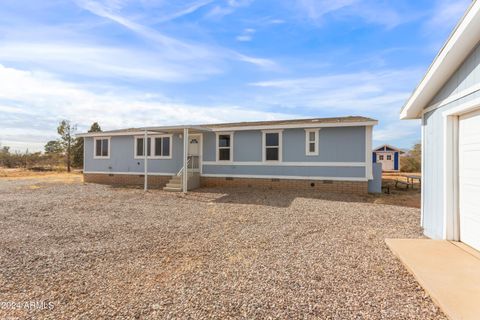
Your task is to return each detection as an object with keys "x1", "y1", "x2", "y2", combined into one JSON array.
[
  {"x1": 0, "y1": 168, "x2": 81, "y2": 183},
  {"x1": 0, "y1": 176, "x2": 444, "y2": 319}
]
